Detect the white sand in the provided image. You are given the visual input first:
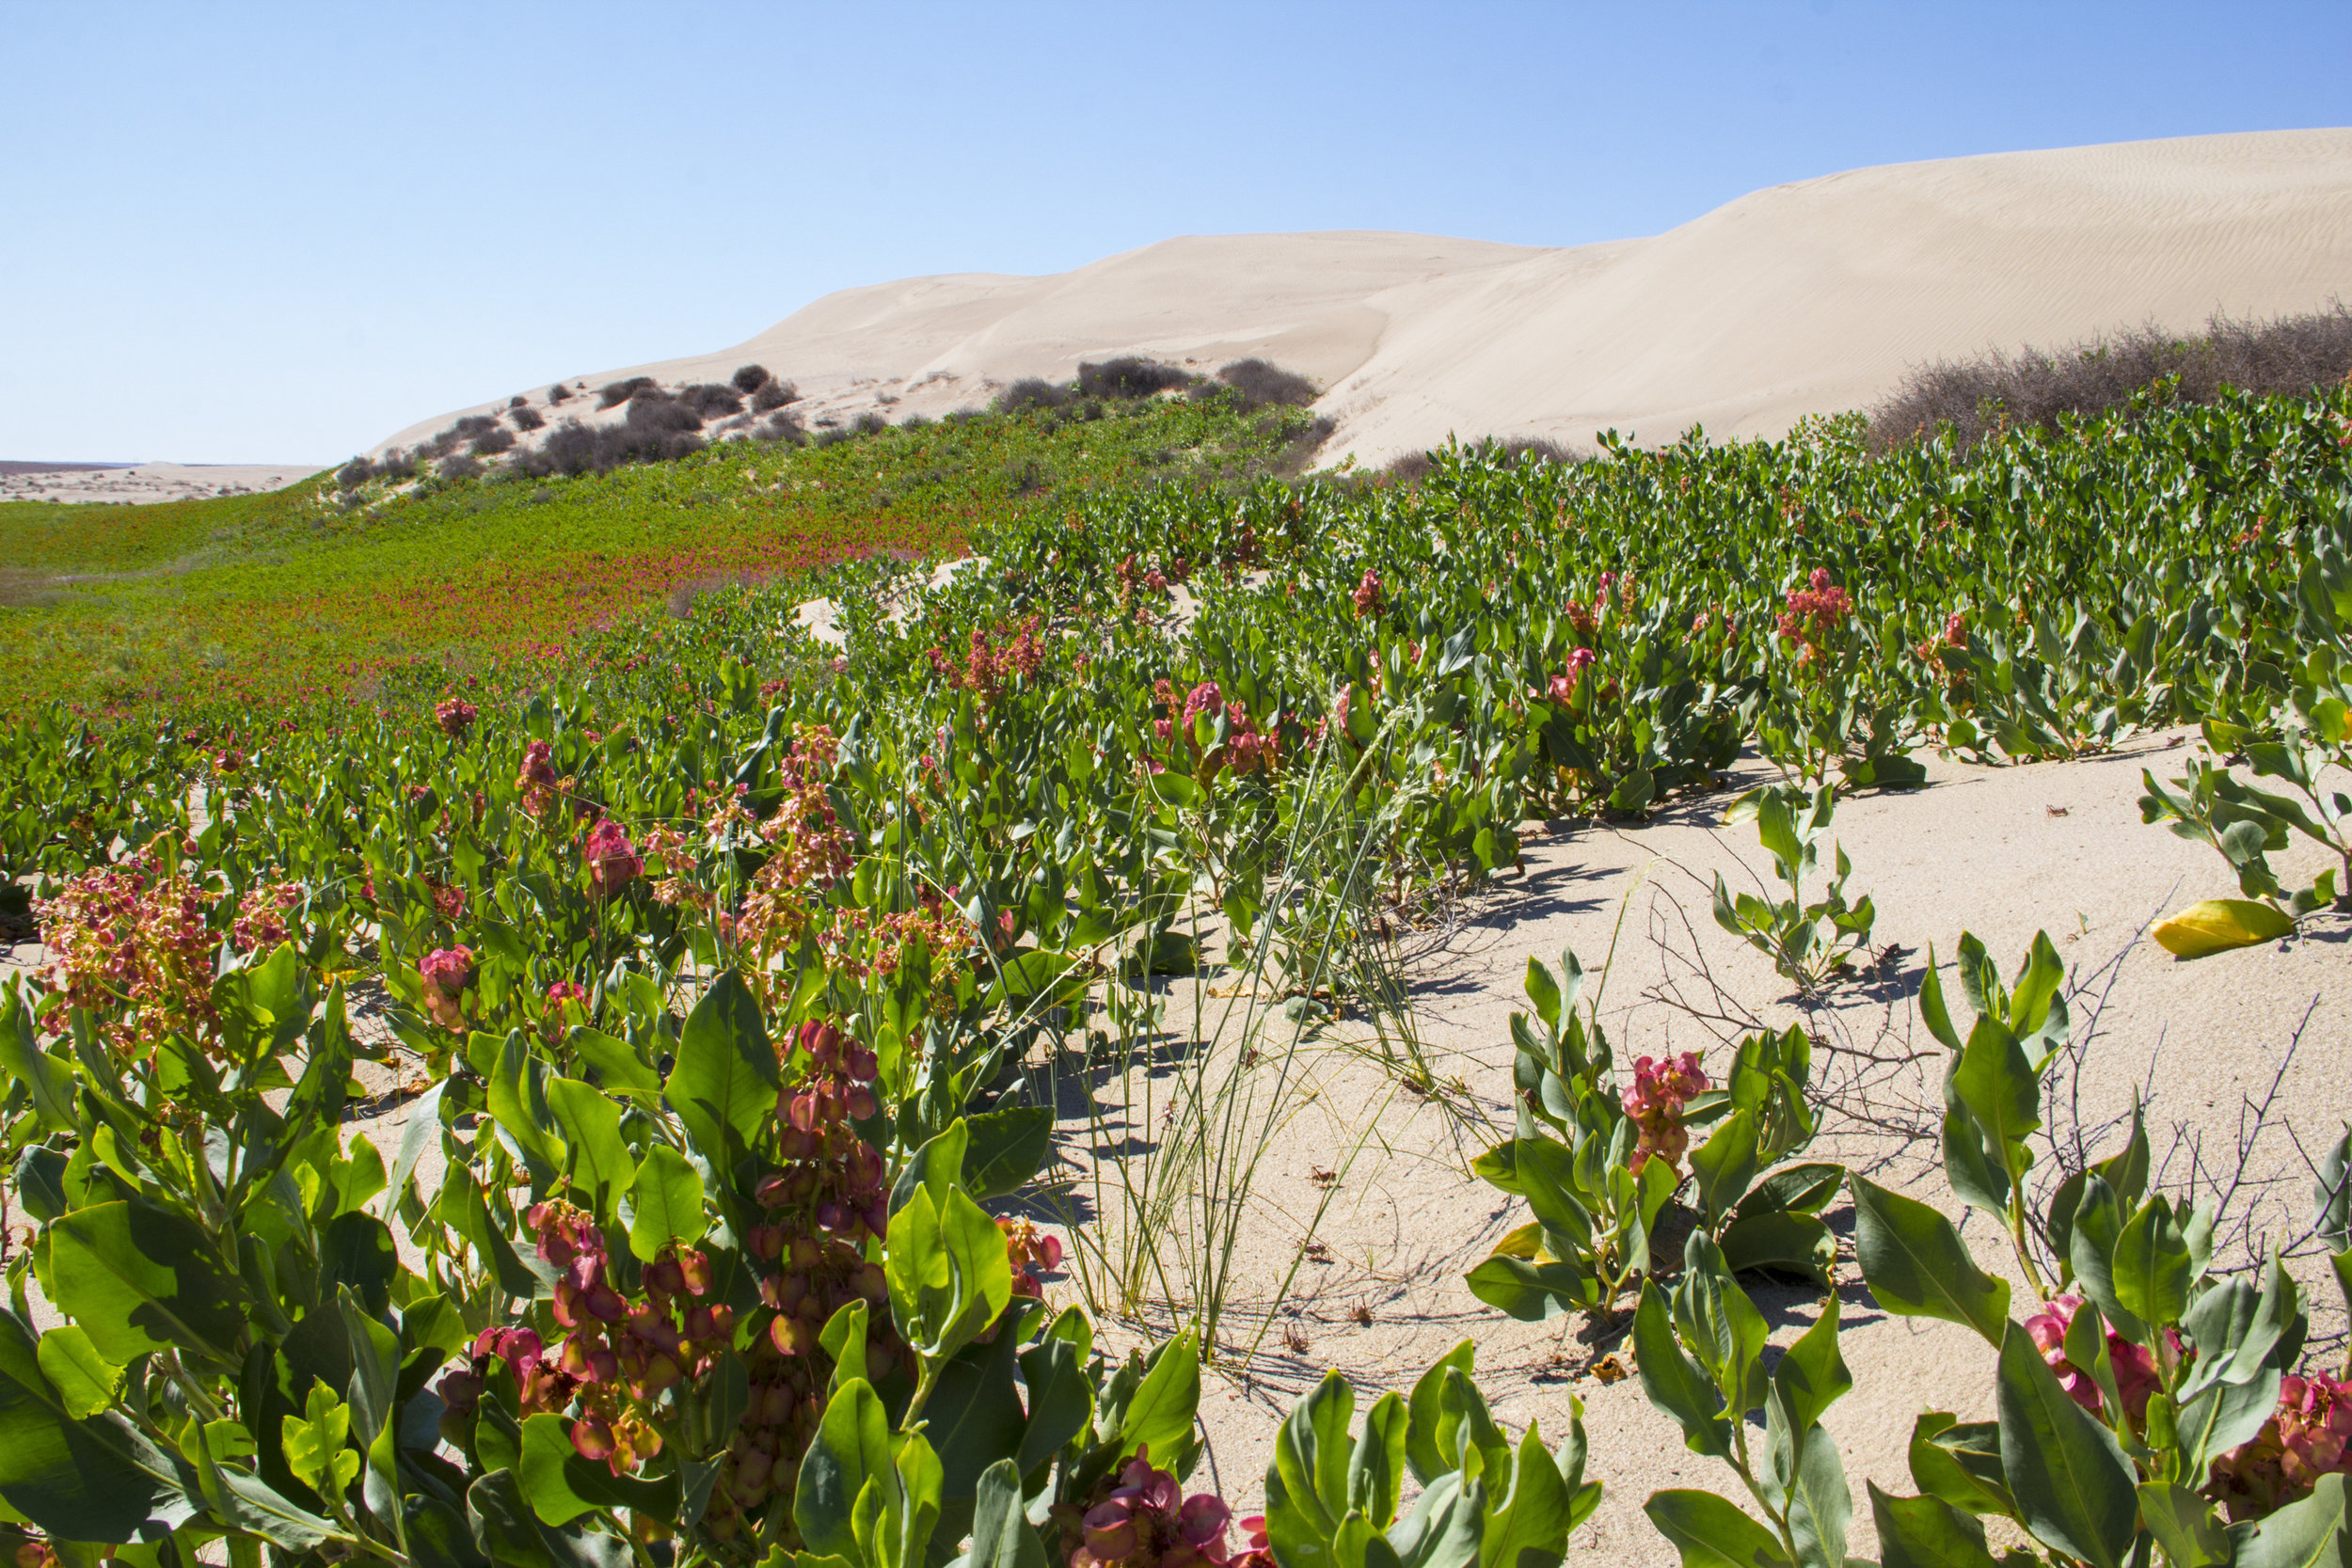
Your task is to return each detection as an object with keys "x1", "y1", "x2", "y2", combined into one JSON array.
[
  {"x1": 373, "y1": 129, "x2": 2352, "y2": 468},
  {"x1": 0, "y1": 461, "x2": 321, "y2": 506}
]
